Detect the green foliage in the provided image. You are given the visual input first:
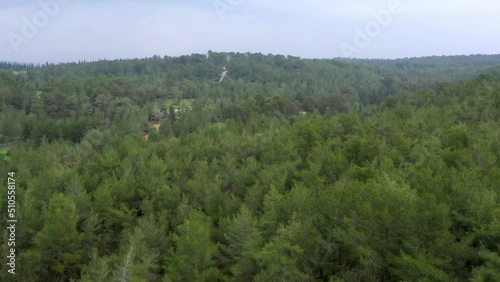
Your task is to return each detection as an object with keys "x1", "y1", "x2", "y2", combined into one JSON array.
[
  {"x1": 164, "y1": 210, "x2": 221, "y2": 281},
  {"x1": 471, "y1": 248, "x2": 500, "y2": 281},
  {"x1": 2, "y1": 53, "x2": 500, "y2": 281},
  {"x1": 254, "y1": 218, "x2": 309, "y2": 282},
  {"x1": 80, "y1": 249, "x2": 112, "y2": 282},
  {"x1": 221, "y1": 205, "x2": 262, "y2": 281},
  {"x1": 32, "y1": 193, "x2": 84, "y2": 280},
  {"x1": 0, "y1": 147, "x2": 11, "y2": 161}
]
